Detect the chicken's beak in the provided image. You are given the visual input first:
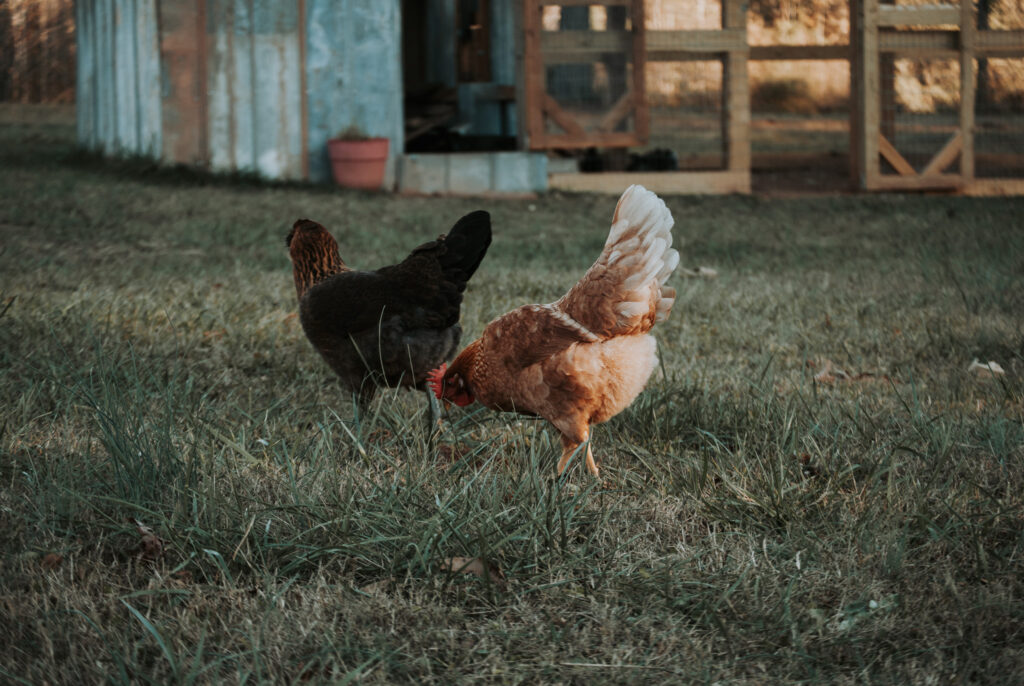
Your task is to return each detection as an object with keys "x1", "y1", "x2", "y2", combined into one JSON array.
[{"x1": 427, "y1": 364, "x2": 447, "y2": 399}]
